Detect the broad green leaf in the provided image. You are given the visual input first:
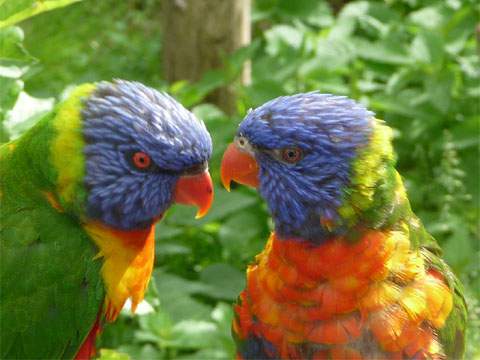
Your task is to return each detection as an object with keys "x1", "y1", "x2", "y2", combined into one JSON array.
[
  {"x1": 265, "y1": 25, "x2": 303, "y2": 55},
  {"x1": 192, "y1": 103, "x2": 225, "y2": 124},
  {"x1": 199, "y1": 263, "x2": 245, "y2": 300},
  {"x1": 0, "y1": 26, "x2": 34, "y2": 76},
  {"x1": 0, "y1": 76, "x2": 23, "y2": 120},
  {"x1": 444, "y1": 6, "x2": 477, "y2": 55},
  {"x1": 156, "y1": 242, "x2": 191, "y2": 256},
  {"x1": 155, "y1": 223, "x2": 184, "y2": 240},
  {"x1": 219, "y1": 210, "x2": 265, "y2": 258},
  {"x1": 197, "y1": 187, "x2": 258, "y2": 223},
  {"x1": 408, "y1": 5, "x2": 448, "y2": 30},
  {"x1": 211, "y1": 302, "x2": 235, "y2": 335},
  {"x1": 425, "y1": 69, "x2": 454, "y2": 114},
  {"x1": 153, "y1": 271, "x2": 212, "y2": 322},
  {"x1": 277, "y1": 0, "x2": 334, "y2": 27},
  {"x1": 352, "y1": 38, "x2": 411, "y2": 65},
  {"x1": 170, "y1": 320, "x2": 218, "y2": 348},
  {"x1": 410, "y1": 31, "x2": 444, "y2": 66},
  {"x1": 0, "y1": 0, "x2": 83, "y2": 28},
  {"x1": 3, "y1": 91, "x2": 54, "y2": 139}
]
